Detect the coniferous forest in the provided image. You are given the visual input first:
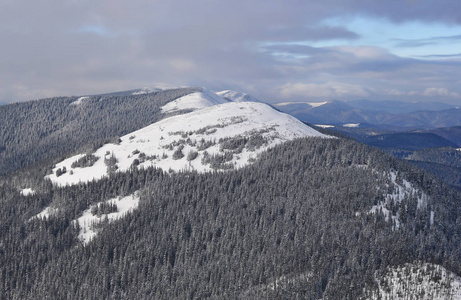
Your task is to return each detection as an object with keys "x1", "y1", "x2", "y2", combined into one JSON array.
[
  {"x1": 1, "y1": 137, "x2": 460, "y2": 299},
  {"x1": 0, "y1": 90, "x2": 461, "y2": 299}
]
